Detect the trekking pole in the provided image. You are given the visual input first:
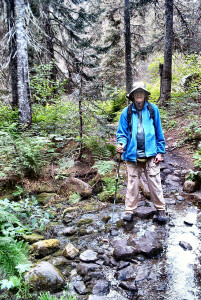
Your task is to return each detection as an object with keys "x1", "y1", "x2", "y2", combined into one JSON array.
[{"x1": 110, "y1": 148, "x2": 122, "y2": 235}]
